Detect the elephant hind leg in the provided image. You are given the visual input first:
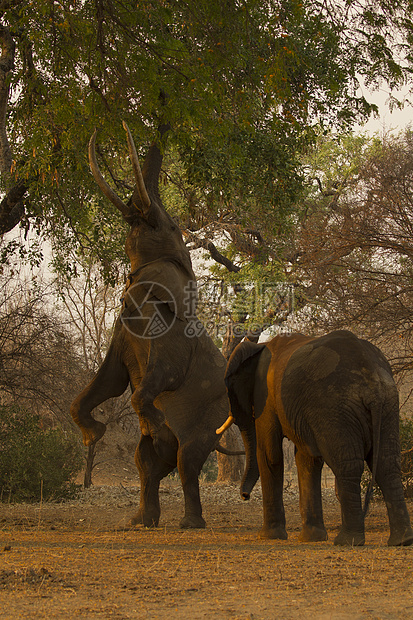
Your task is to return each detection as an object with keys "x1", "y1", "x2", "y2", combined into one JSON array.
[
  {"x1": 332, "y1": 458, "x2": 366, "y2": 546},
  {"x1": 295, "y1": 449, "x2": 328, "y2": 542},
  {"x1": 128, "y1": 433, "x2": 177, "y2": 528},
  {"x1": 372, "y1": 456, "x2": 413, "y2": 546},
  {"x1": 386, "y1": 506, "x2": 413, "y2": 547},
  {"x1": 177, "y1": 440, "x2": 208, "y2": 529}
]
